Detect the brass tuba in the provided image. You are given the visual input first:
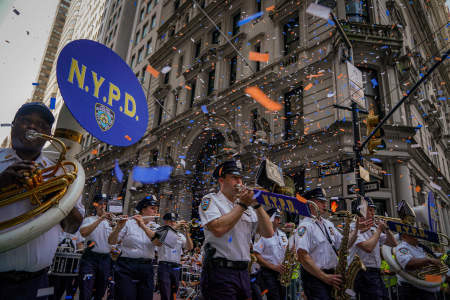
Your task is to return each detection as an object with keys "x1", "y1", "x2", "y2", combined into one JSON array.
[{"x1": 0, "y1": 105, "x2": 85, "y2": 253}]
